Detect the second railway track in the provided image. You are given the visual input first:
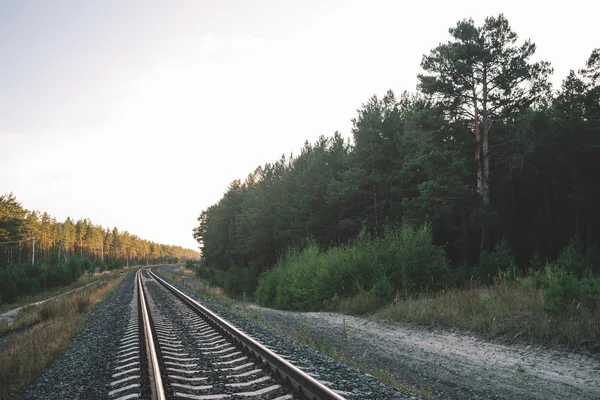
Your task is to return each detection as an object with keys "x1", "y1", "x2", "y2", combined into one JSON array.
[{"x1": 123, "y1": 268, "x2": 347, "y2": 400}]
